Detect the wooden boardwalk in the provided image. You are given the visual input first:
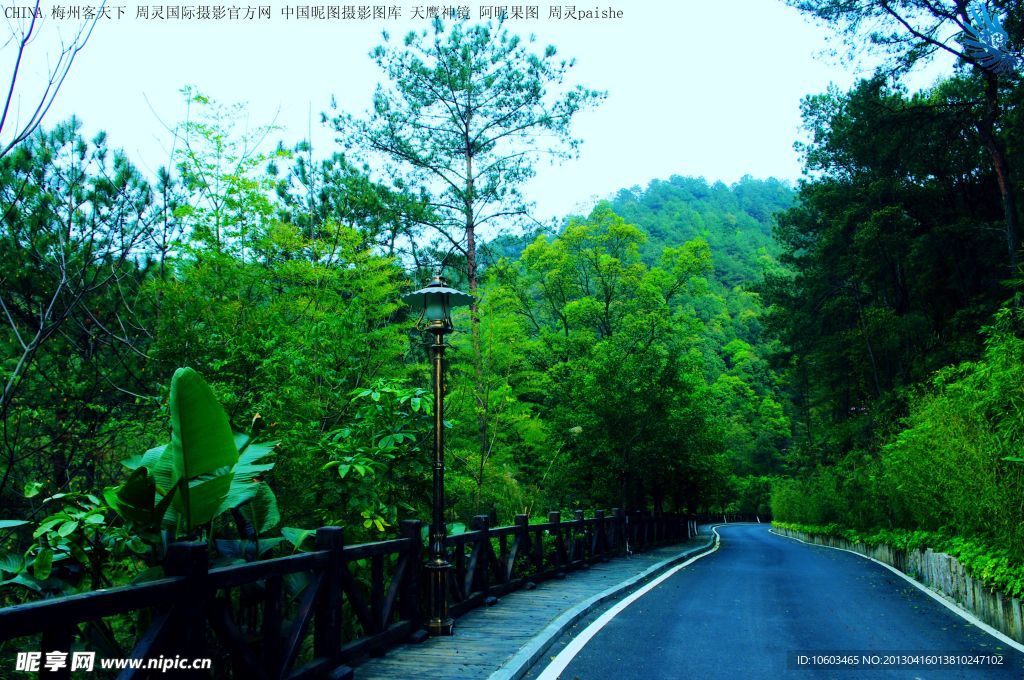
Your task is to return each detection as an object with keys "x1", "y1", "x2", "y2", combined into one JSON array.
[{"x1": 355, "y1": 534, "x2": 716, "y2": 680}]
